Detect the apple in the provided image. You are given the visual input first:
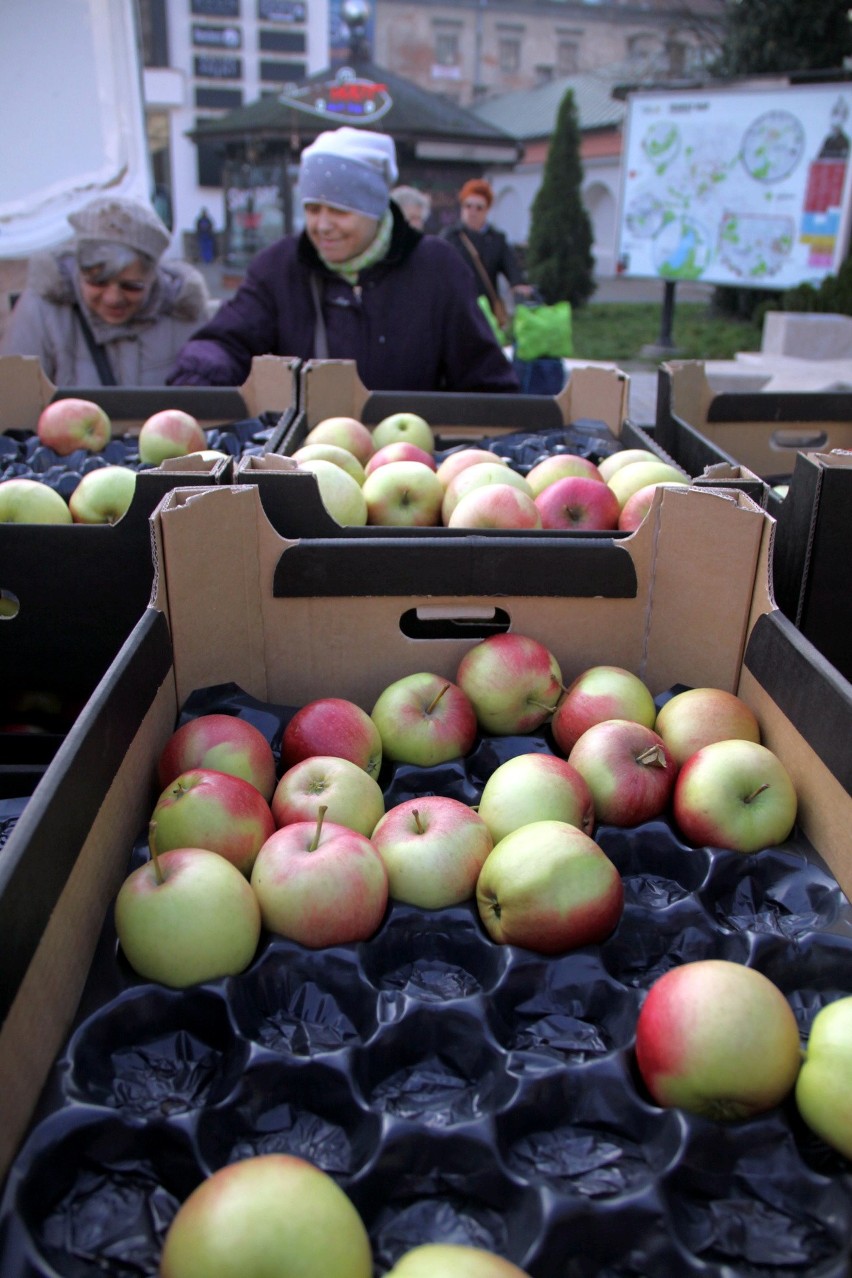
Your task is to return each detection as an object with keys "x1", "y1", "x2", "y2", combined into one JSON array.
[
  {"x1": 442, "y1": 462, "x2": 533, "y2": 525},
  {"x1": 567, "y1": 719, "x2": 677, "y2": 827},
  {"x1": 149, "y1": 767, "x2": 275, "y2": 877},
  {"x1": 372, "y1": 411, "x2": 435, "y2": 454},
  {"x1": 476, "y1": 752, "x2": 594, "y2": 844},
  {"x1": 362, "y1": 459, "x2": 444, "y2": 527},
  {"x1": 476, "y1": 819, "x2": 623, "y2": 953},
  {"x1": 271, "y1": 754, "x2": 385, "y2": 835},
  {"x1": 534, "y1": 474, "x2": 620, "y2": 531},
  {"x1": 364, "y1": 442, "x2": 437, "y2": 474},
  {"x1": 635, "y1": 959, "x2": 802, "y2": 1119},
  {"x1": 250, "y1": 807, "x2": 388, "y2": 946},
  {"x1": 448, "y1": 483, "x2": 542, "y2": 530},
  {"x1": 159, "y1": 1153, "x2": 373, "y2": 1278},
  {"x1": 158, "y1": 713, "x2": 277, "y2": 803},
  {"x1": 525, "y1": 453, "x2": 604, "y2": 496},
  {"x1": 673, "y1": 738, "x2": 797, "y2": 853},
  {"x1": 551, "y1": 664, "x2": 657, "y2": 754},
  {"x1": 607, "y1": 460, "x2": 686, "y2": 511},
  {"x1": 68, "y1": 465, "x2": 136, "y2": 524},
  {"x1": 456, "y1": 633, "x2": 563, "y2": 735},
  {"x1": 138, "y1": 409, "x2": 207, "y2": 464},
  {"x1": 655, "y1": 686, "x2": 761, "y2": 767},
  {"x1": 0, "y1": 477, "x2": 72, "y2": 524},
  {"x1": 282, "y1": 697, "x2": 382, "y2": 779},
  {"x1": 435, "y1": 447, "x2": 509, "y2": 490},
  {"x1": 36, "y1": 397, "x2": 111, "y2": 455},
  {"x1": 371, "y1": 795, "x2": 493, "y2": 908},
  {"x1": 597, "y1": 447, "x2": 661, "y2": 483},
  {"x1": 296, "y1": 458, "x2": 368, "y2": 526},
  {"x1": 303, "y1": 415, "x2": 375, "y2": 465},
  {"x1": 114, "y1": 823, "x2": 261, "y2": 988},
  {"x1": 291, "y1": 442, "x2": 367, "y2": 485},
  {"x1": 370, "y1": 671, "x2": 477, "y2": 766},
  {"x1": 795, "y1": 995, "x2": 852, "y2": 1160},
  {"x1": 618, "y1": 481, "x2": 689, "y2": 532},
  {"x1": 385, "y1": 1243, "x2": 531, "y2": 1277}
]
